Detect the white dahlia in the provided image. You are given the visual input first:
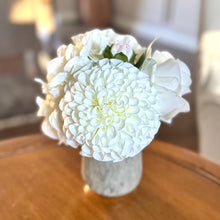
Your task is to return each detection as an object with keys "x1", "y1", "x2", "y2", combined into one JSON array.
[
  {"x1": 61, "y1": 59, "x2": 160, "y2": 161},
  {"x1": 37, "y1": 58, "x2": 160, "y2": 162}
]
